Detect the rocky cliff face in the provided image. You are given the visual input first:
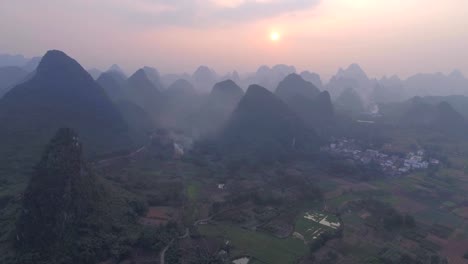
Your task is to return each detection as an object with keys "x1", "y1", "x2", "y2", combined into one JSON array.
[{"x1": 16, "y1": 128, "x2": 101, "y2": 263}]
